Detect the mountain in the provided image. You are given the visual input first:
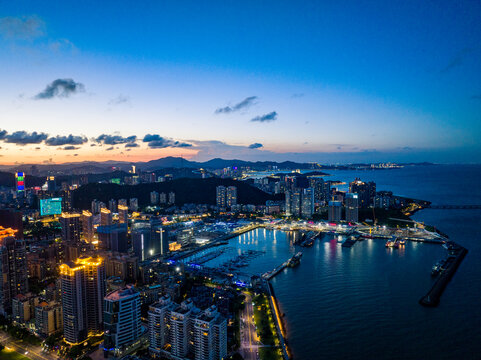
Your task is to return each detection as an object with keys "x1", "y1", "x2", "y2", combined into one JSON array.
[{"x1": 72, "y1": 177, "x2": 282, "y2": 209}]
